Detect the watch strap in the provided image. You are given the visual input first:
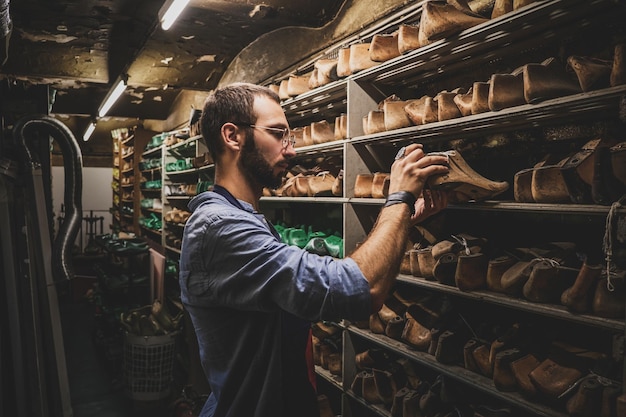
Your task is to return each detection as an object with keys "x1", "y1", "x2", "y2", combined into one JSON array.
[{"x1": 383, "y1": 191, "x2": 416, "y2": 216}]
